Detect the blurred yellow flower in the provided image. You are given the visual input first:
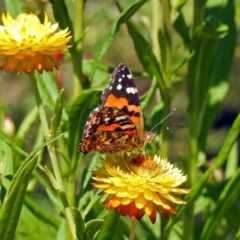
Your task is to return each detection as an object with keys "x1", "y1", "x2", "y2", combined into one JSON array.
[
  {"x1": 92, "y1": 154, "x2": 190, "y2": 223},
  {"x1": 0, "y1": 12, "x2": 71, "y2": 74}
]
